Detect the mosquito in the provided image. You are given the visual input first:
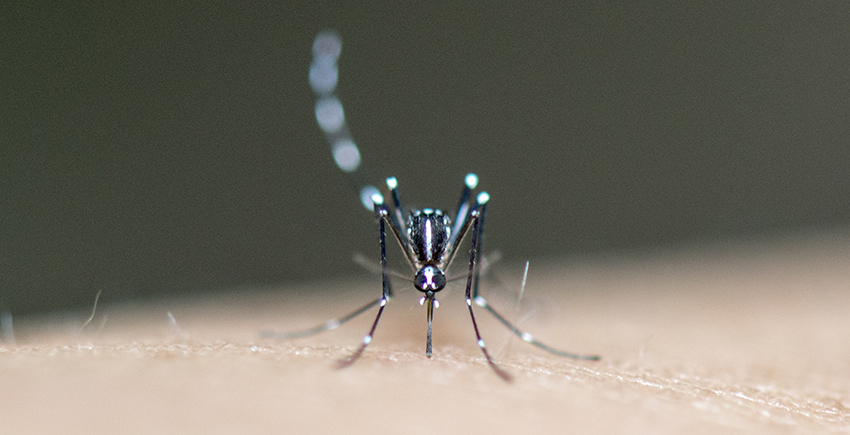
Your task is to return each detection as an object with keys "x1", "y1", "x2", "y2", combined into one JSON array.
[{"x1": 262, "y1": 30, "x2": 599, "y2": 381}]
